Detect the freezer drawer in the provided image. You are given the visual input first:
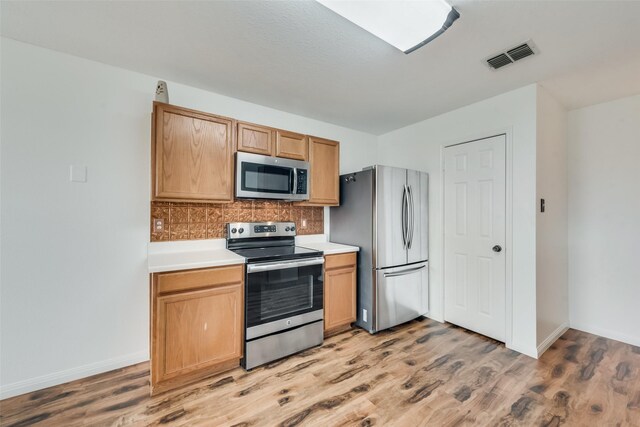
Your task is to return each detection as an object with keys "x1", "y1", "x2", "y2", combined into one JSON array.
[{"x1": 376, "y1": 262, "x2": 429, "y2": 331}]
